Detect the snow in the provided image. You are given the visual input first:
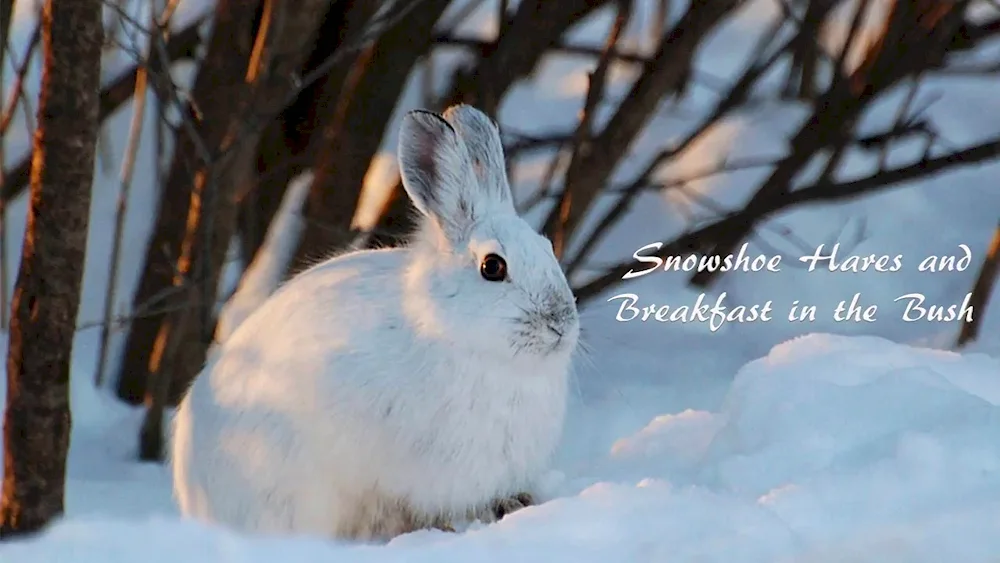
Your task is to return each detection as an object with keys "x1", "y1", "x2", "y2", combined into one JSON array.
[
  {"x1": 7, "y1": 334, "x2": 1000, "y2": 562},
  {"x1": 3, "y1": 0, "x2": 1000, "y2": 561}
]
